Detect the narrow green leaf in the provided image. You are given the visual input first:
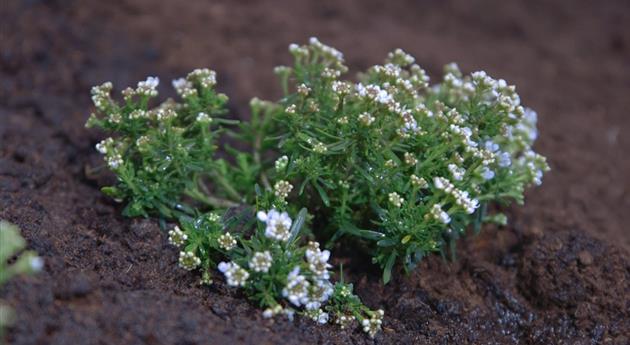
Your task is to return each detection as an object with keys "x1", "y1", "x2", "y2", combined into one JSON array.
[
  {"x1": 288, "y1": 208, "x2": 308, "y2": 243},
  {"x1": 313, "y1": 181, "x2": 330, "y2": 207},
  {"x1": 383, "y1": 251, "x2": 397, "y2": 284}
]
